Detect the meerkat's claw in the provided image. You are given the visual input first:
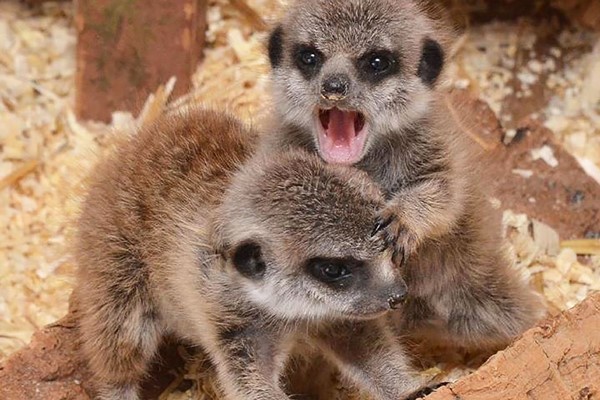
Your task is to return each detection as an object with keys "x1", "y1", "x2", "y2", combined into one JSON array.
[
  {"x1": 371, "y1": 215, "x2": 394, "y2": 238},
  {"x1": 373, "y1": 209, "x2": 418, "y2": 267},
  {"x1": 371, "y1": 215, "x2": 398, "y2": 255}
]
